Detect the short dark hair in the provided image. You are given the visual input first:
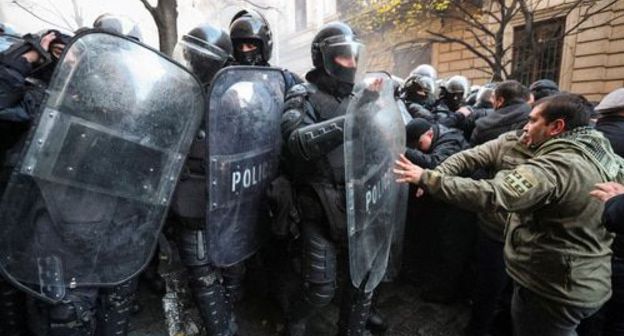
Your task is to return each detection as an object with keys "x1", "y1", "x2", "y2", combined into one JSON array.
[
  {"x1": 494, "y1": 80, "x2": 530, "y2": 106},
  {"x1": 530, "y1": 79, "x2": 559, "y2": 101},
  {"x1": 534, "y1": 93, "x2": 591, "y2": 130}
]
